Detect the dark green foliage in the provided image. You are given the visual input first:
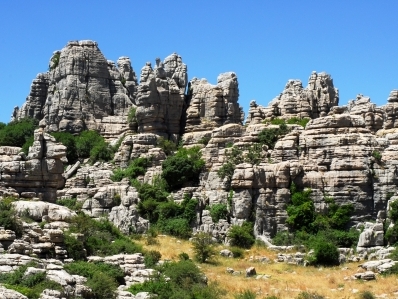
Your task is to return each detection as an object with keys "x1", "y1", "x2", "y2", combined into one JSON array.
[
  {"x1": 209, "y1": 203, "x2": 229, "y2": 223},
  {"x1": 311, "y1": 240, "x2": 339, "y2": 266},
  {"x1": 157, "y1": 137, "x2": 177, "y2": 156},
  {"x1": 217, "y1": 162, "x2": 235, "y2": 185},
  {"x1": 0, "y1": 122, "x2": 6, "y2": 130},
  {"x1": 228, "y1": 222, "x2": 255, "y2": 249},
  {"x1": 372, "y1": 150, "x2": 382, "y2": 162},
  {"x1": 296, "y1": 292, "x2": 325, "y2": 299},
  {"x1": 286, "y1": 117, "x2": 311, "y2": 128},
  {"x1": 0, "y1": 118, "x2": 38, "y2": 148},
  {"x1": 156, "y1": 218, "x2": 192, "y2": 239},
  {"x1": 230, "y1": 246, "x2": 244, "y2": 258},
  {"x1": 161, "y1": 146, "x2": 205, "y2": 190},
  {"x1": 0, "y1": 262, "x2": 63, "y2": 299},
  {"x1": 64, "y1": 213, "x2": 143, "y2": 259},
  {"x1": 127, "y1": 106, "x2": 137, "y2": 123},
  {"x1": 56, "y1": 197, "x2": 82, "y2": 211},
  {"x1": 49, "y1": 52, "x2": 60, "y2": 70},
  {"x1": 385, "y1": 200, "x2": 398, "y2": 244},
  {"x1": 21, "y1": 135, "x2": 34, "y2": 155},
  {"x1": 234, "y1": 290, "x2": 257, "y2": 299},
  {"x1": 286, "y1": 183, "x2": 314, "y2": 232},
  {"x1": 144, "y1": 250, "x2": 162, "y2": 268},
  {"x1": 269, "y1": 118, "x2": 286, "y2": 125},
  {"x1": 192, "y1": 232, "x2": 217, "y2": 263},
  {"x1": 178, "y1": 252, "x2": 190, "y2": 261},
  {"x1": 111, "y1": 157, "x2": 149, "y2": 182},
  {"x1": 389, "y1": 200, "x2": 398, "y2": 222},
  {"x1": 51, "y1": 132, "x2": 78, "y2": 163},
  {"x1": 128, "y1": 260, "x2": 223, "y2": 299},
  {"x1": 198, "y1": 136, "x2": 211, "y2": 145},
  {"x1": 75, "y1": 130, "x2": 113, "y2": 162},
  {"x1": 358, "y1": 291, "x2": 376, "y2": 299},
  {"x1": 135, "y1": 180, "x2": 198, "y2": 238},
  {"x1": 0, "y1": 197, "x2": 23, "y2": 237},
  {"x1": 64, "y1": 261, "x2": 123, "y2": 299},
  {"x1": 258, "y1": 123, "x2": 290, "y2": 149}
]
